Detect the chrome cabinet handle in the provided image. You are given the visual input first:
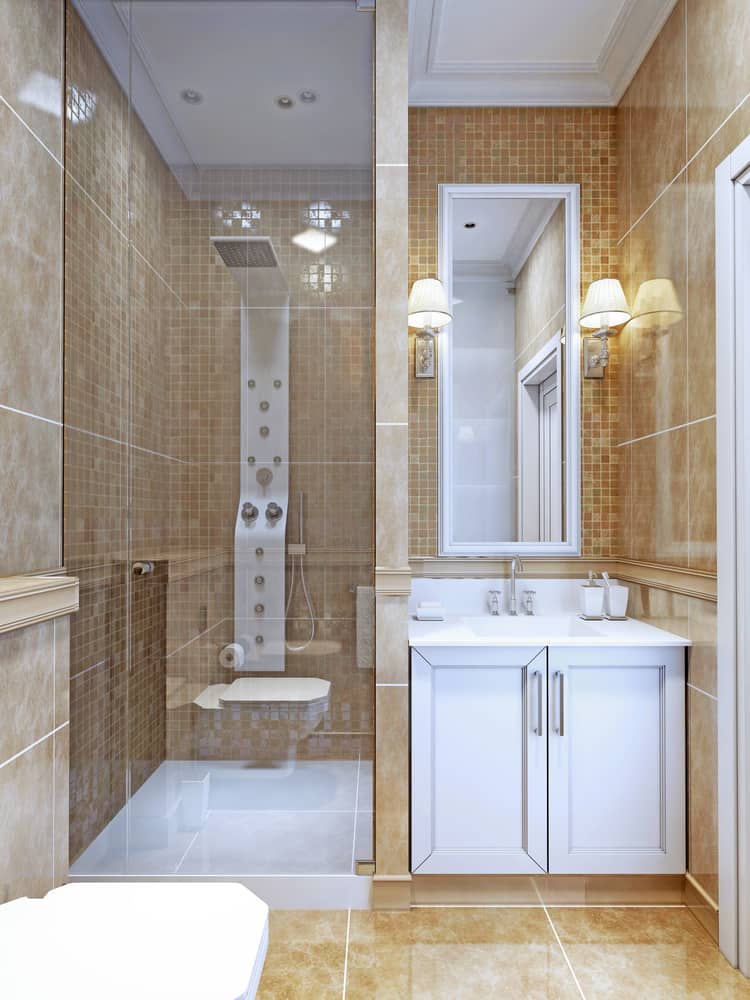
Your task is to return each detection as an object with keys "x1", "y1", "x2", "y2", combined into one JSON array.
[
  {"x1": 532, "y1": 669, "x2": 543, "y2": 736},
  {"x1": 554, "y1": 671, "x2": 565, "y2": 736}
]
